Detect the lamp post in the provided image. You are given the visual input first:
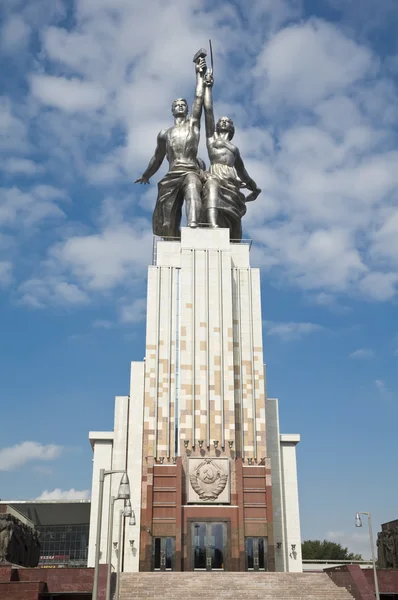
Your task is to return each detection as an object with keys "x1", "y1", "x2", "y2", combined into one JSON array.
[
  {"x1": 92, "y1": 470, "x2": 131, "y2": 600},
  {"x1": 355, "y1": 512, "x2": 380, "y2": 600},
  {"x1": 105, "y1": 474, "x2": 131, "y2": 600},
  {"x1": 115, "y1": 502, "x2": 134, "y2": 600}
]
